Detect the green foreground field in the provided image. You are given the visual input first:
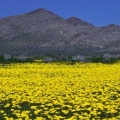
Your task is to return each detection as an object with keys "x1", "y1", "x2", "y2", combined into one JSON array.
[{"x1": 0, "y1": 62, "x2": 120, "y2": 119}]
